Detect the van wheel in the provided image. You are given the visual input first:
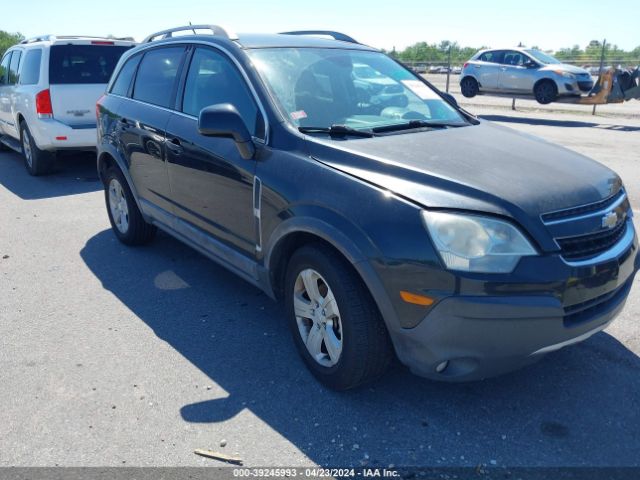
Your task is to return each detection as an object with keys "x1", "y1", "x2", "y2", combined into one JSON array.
[
  {"x1": 285, "y1": 244, "x2": 393, "y2": 390},
  {"x1": 460, "y1": 77, "x2": 479, "y2": 98},
  {"x1": 104, "y1": 167, "x2": 156, "y2": 245},
  {"x1": 534, "y1": 80, "x2": 558, "y2": 104},
  {"x1": 20, "y1": 121, "x2": 54, "y2": 176}
]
